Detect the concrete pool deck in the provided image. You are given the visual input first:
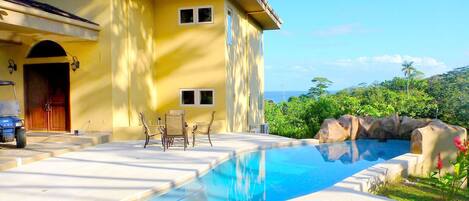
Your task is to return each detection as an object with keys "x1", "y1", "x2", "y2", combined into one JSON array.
[
  {"x1": 0, "y1": 133, "x2": 313, "y2": 201},
  {"x1": 0, "y1": 132, "x2": 111, "y2": 171},
  {"x1": 0, "y1": 133, "x2": 418, "y2": 201}
]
